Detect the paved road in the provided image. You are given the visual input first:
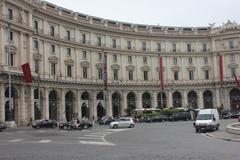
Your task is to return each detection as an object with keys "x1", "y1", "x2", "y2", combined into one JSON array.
[{"x1": 0, "y1": 119, "x2": 239, "y2": 160}]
